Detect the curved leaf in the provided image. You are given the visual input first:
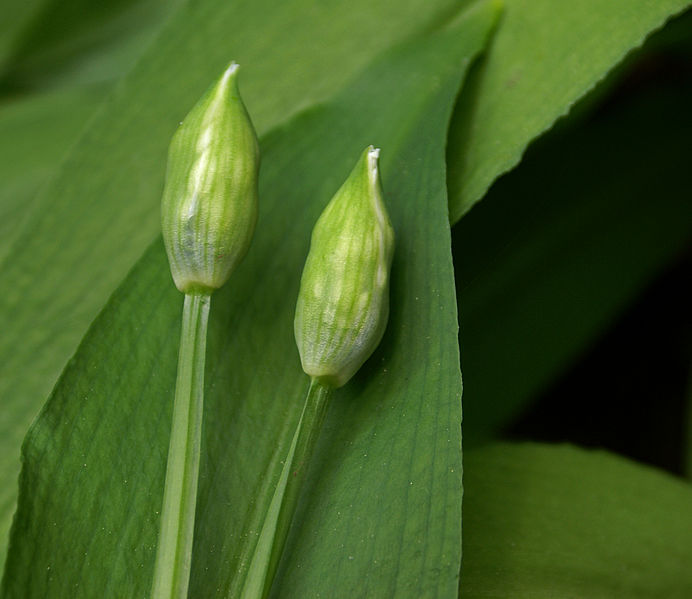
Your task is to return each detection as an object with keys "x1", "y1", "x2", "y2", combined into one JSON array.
[
  {"x1": 446, "y1": 0, "x2": 692, "y2": 222},
  {"x1": 455, "y1": 66, "x2": 692, "y2": 443},
  {"x1": 462, "y1": 443, "x2": 692, "y2": 597}
]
